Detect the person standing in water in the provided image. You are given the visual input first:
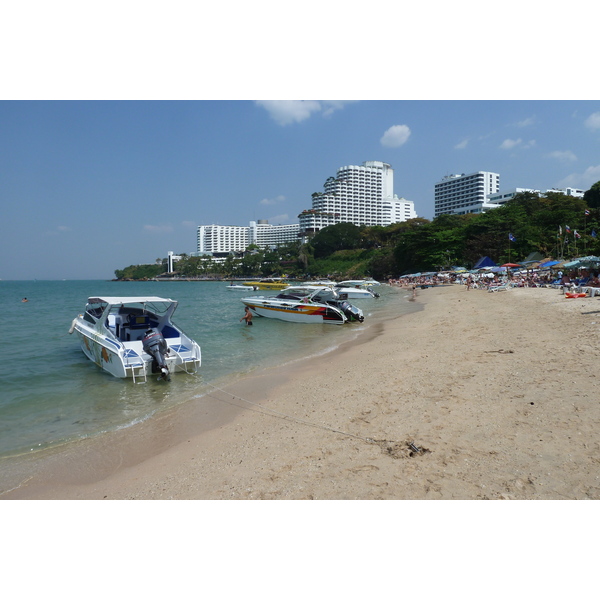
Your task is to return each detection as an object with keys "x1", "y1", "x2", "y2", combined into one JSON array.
[{"x1": 240, "y1": 306, "x2": 253, "y2": 326}]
